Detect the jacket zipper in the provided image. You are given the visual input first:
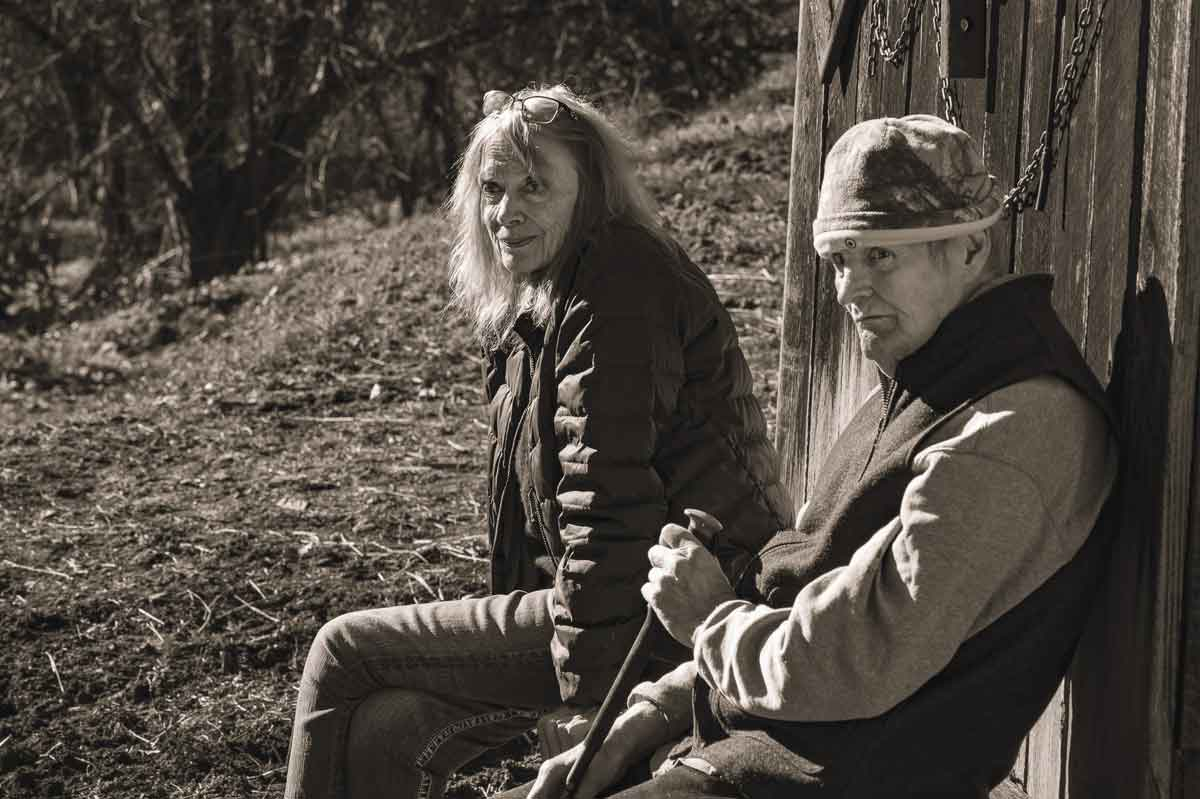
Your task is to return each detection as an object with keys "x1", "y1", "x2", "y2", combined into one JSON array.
[
  {"x1": 527, "y1": 344, "x2": 562, "y2": 569},
  {"x1": 859, "y1": 376, "x2": 896, "y2": 480}
]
